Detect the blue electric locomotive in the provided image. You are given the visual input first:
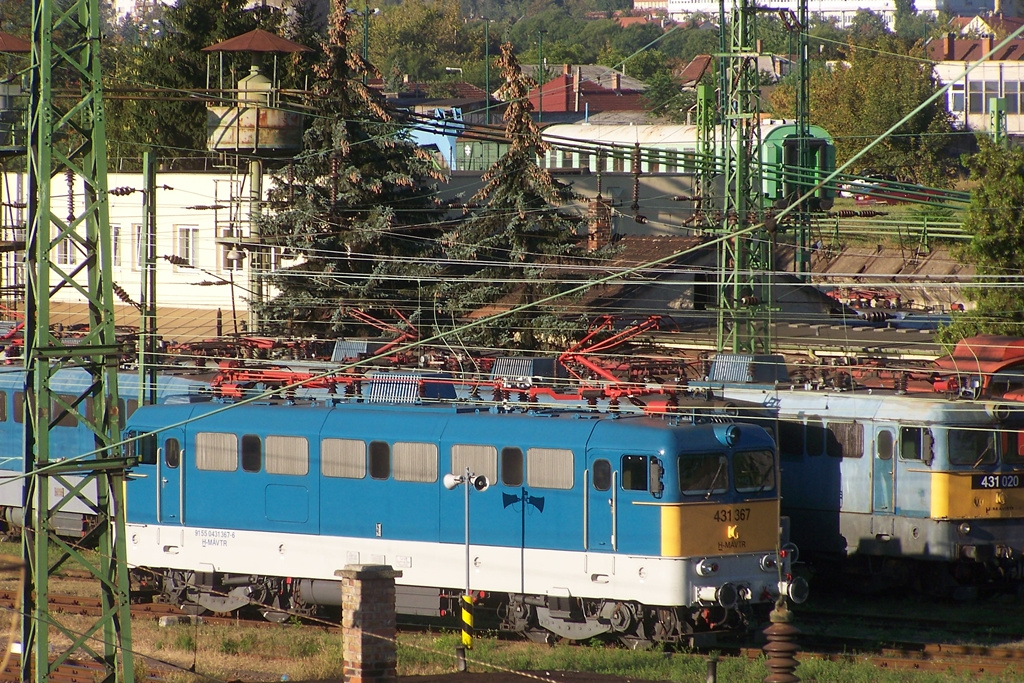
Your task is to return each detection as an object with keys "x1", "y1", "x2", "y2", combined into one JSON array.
[
  {"x1": 0, "y1": 367, "x2": 210, "y2": 537},
  {"x1": 122, "y1": 397, "x2": 806, "y2": 646}
]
